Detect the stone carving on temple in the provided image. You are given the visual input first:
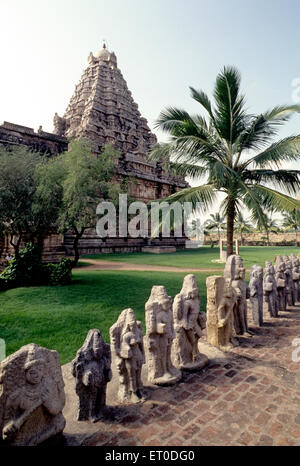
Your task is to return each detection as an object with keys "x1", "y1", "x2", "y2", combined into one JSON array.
[
  {"x1": 53, "y1": 112, "x2": 66, "y2": 137},
  {"x1": 224, "y1": 255, "x2": 252, "y2": 336},
  {"x1": 263, "y1": 261, "x2": 279, "y2": 317},
  {"x1": 249, "y1": 265, "x2": 264, "y2": 326},
  {"x1": 145, "y1": 286, "x2": 181, "y2": 385},
  {"x1": 206, "y1": 276, "x2": 238, "y2": 349},
  {"x1": 274, "y1": 256, "x2": 287, "y2": 312},
  {"x1": 110, "y1": 308, "x2": 145, "y2": 403},
  {"x1": 172, "y1": 274, "x2": 208, "y2": 371},
  {"x1": 0, "y1": 343, "x2": 65, "y2": 446},
  {"x1": 71, "y1": 329, "x2": 111, "y2": 422}
]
